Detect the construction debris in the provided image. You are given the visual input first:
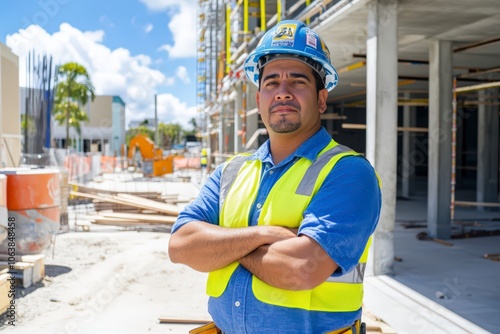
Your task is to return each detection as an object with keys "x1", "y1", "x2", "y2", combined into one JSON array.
[
  {"x1": 483, "y1": 253, "x2": 500, "y2": 261},
  {"x1": 416, "y1": 231, "x2": 454, "y2": 247}
]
